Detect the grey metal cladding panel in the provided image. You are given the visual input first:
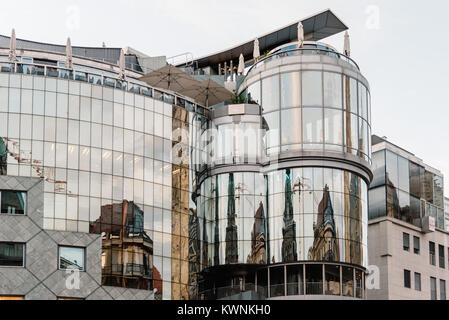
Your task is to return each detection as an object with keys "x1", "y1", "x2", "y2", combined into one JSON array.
[
  {"x1": 26, "y1": 284, "x2": 57, "y2": 300},
  {"x1": 0, "y1": 268, "x2": 40, "y2": 295}
]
